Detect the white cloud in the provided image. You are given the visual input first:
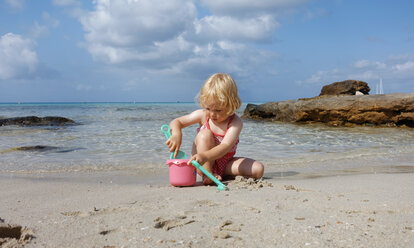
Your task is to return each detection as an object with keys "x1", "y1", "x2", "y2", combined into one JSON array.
[
  {"x1": 353, "y1": 59, "x2": 385, "y2": 69},
  {"x1": 193, "y1": 0, "x2": 309, "y2": 43},
  {"x1": 217, "y1": 40, "x2": 246, "y2": 51},
  {"x1": 348, "y1": 70, "x2": 378, "y2": 81},
  {"x1": 4, "y1": 0, "x2": 25, "y2": 11},
  {"x1": 303, "y1": 56, "x2": 414, "y2": 93},
  {"x1": 304, "y1": 69, "x2": 340, "y2": 84},
  {"x1": 79, "y1": 0, "x2": 289, "y2": 66},
  {"x1": 42, "y1": 12, "x2": 60, "y2": 28},
  {"x1": 353, "y1": 59, "x2": 371, "y2": 68},
  {"x1": 80, "y1": 0, "x2": 197, "y2": 64},
  {"x1": 350, "y1": 58, "x2": 414, "y2": 82},
  {"x1": 30, "y1": 22, "x2": 50, "y2": 38},
  {"x1": 52, "y1": 0, "x2": 84, "y2": 18},
  {"x1": 392, "y1": 61, "x2": 414, "y2": 72},
  {"x1": 76, "y1": 0, "x2": 308, "y2": 86},
  {"x1": 195, "y1": 15, "x2": 278, "y2": 42},
  {"x1": 0, "y1": 33, "x2": 38, "y2": 80},
  {"x1": 29, "y1": 12, "x2": 60, "y2": 38}
]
